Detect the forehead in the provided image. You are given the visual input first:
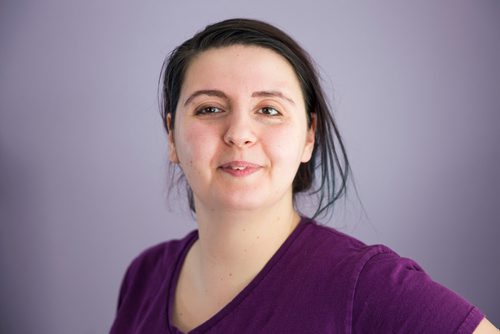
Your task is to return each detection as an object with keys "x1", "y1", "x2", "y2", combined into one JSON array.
[{"x1": 180, "y1": 45, "x2": 303, "y2": 101}]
